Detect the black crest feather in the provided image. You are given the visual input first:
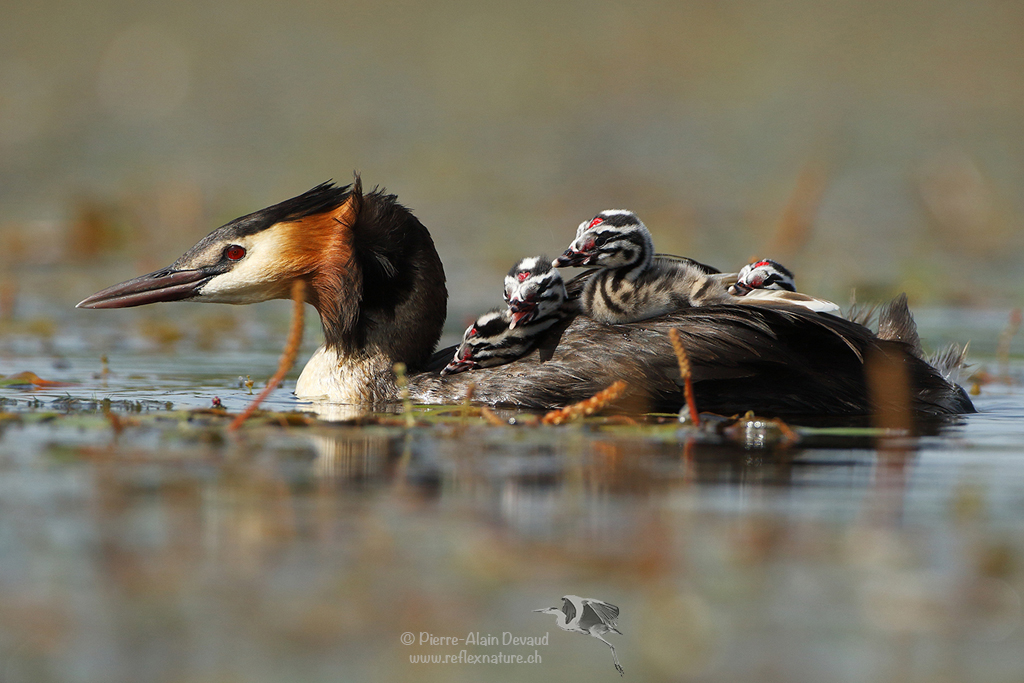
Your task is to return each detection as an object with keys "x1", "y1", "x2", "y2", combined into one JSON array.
[{"x1": 222, "y1": 180, "x2": 354, "y2": 238}]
